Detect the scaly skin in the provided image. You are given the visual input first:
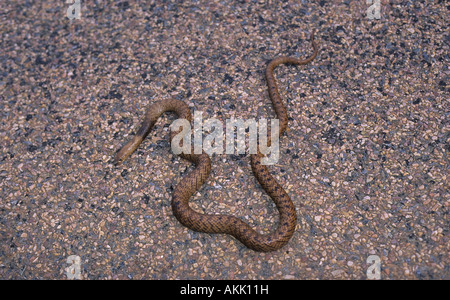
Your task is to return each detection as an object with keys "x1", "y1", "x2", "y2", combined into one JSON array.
[{"x1": 114, "y1": 31, "x2": 318, "y2": 251}]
